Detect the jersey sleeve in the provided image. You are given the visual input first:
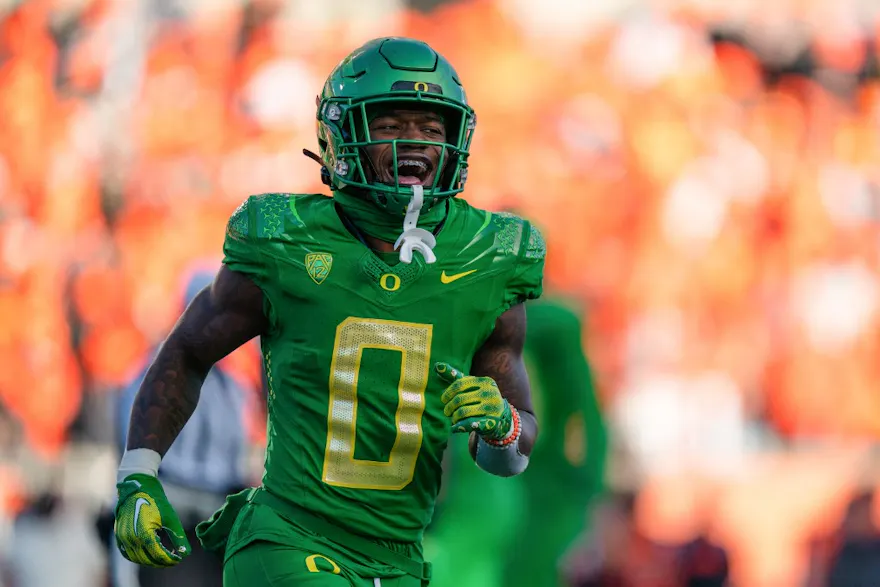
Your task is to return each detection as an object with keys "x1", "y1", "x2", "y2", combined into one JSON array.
[
  {"x1": 222, "y1": 196, "x2": 278, "y2": 327},
  {"x1": 223, "y1": 197, "x2": 265, "y2": 279},
  {"x1": 501, "y1": 220, "x2": 546, "y2": 311}
]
